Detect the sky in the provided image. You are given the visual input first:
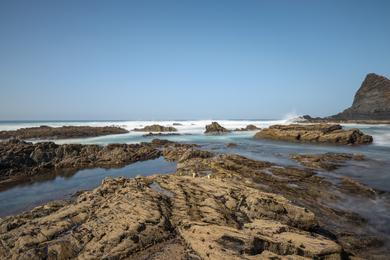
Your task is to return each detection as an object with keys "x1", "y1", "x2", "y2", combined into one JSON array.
[{"x1": 0, "y1": 0, "x2": 389, "y2": 120}]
